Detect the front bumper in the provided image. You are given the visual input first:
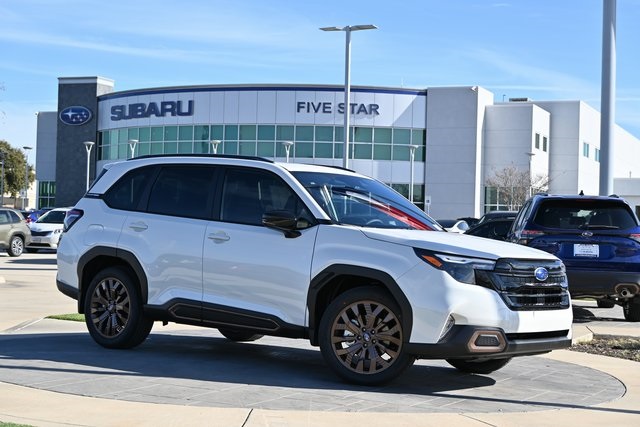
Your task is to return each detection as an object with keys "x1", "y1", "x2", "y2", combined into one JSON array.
[{"x1": 405, "y1": 325, "x2": 571, "y2": 359}]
